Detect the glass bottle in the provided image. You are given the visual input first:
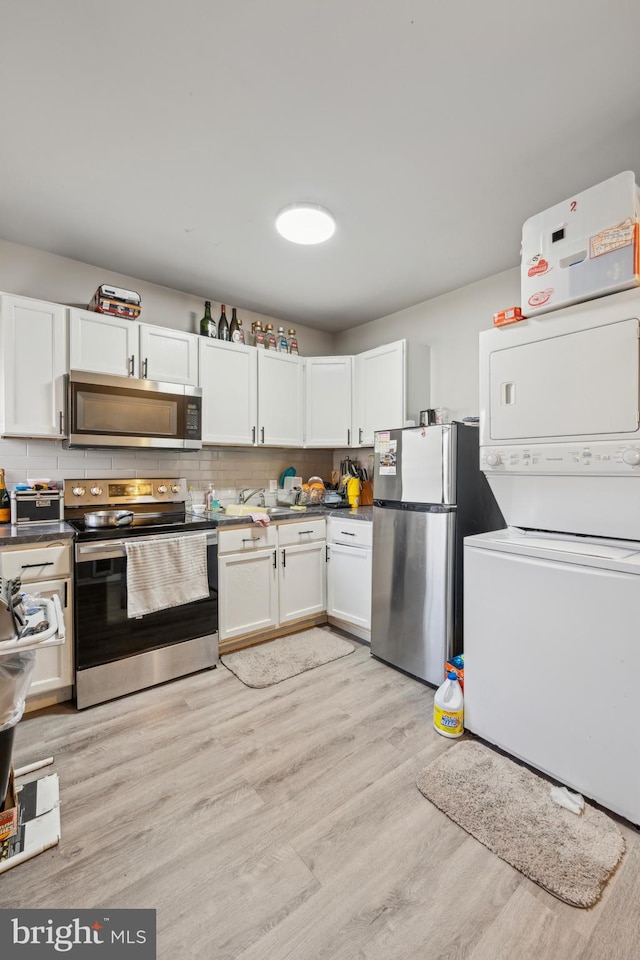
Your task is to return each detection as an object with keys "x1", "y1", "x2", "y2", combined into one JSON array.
[
  {"x1": 229, "y1": 308, "x2": 238, "y2": 341},
  {"x1": 287, "y1": 328, "x2": 299, "y2": 355},
  {"x1": 277, "y1": 326, "x2": 288, "y2": 352},
  {"x1": 254, "y1": 321, "x2": 265, "y2": 349},
  {"x1": 218, "y1": 304, "x2": 230, "y2": 341},
  {"x1": 236, "y1": 318, "x2": 245, "y2": 344},
  {"x1": 265, "y1": 323, "x2": 277, "y2": 350},
  {"x1": 199, "y1": 300, "x2": 216, "y2": 338},
  {"x1": 0, "y1": 469, "x2": 10, "y2": 524}
]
